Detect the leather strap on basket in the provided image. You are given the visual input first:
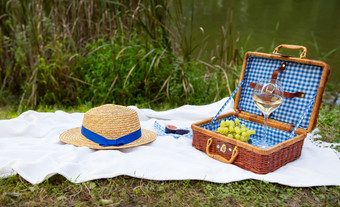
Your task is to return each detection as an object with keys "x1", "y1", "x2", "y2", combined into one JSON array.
[
  {"x1": 249, "y1": 82, "x2": 305, "y2": 98},
  {"x1": 249, "y1": 62, "x2": 305, "y2": 99},
  {"x1": 206, "y1": 138, "x2": 239, "y2": 164},
  {"x1": 271, "y1": 62, "x2": 286, "y2": 84}
]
